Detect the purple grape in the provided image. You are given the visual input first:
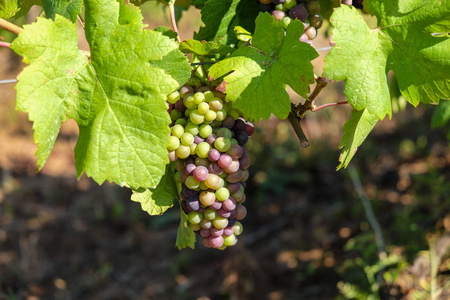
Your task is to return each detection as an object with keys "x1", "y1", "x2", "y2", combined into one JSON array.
[
  {"x1": 218, "y1": 153, "x2": 232, "y2": 169},
  {"x1": 244, "y1": 122, "x2": 255, "y2": 136},
  {"x1": 185, "y1": 163, "x2": 196, "y2": 175},
  {"x1": 235, "y1": 131, "x2": 249, "y2": 146},
  {"x1": 227, "y1": 182, "x2": 241, "y2": 194},
  {"x1": 289, "y1": 4, "x2": 308, "y2": 21},
  {"x1": 272, "y1": 10, "x2": 286, "y2": 21},
  {"x1": 209, "y1": 235, "x2": 224, "y2": 248},
  {"x1": 206, "y1": 133, "x2": 217, "y2": 145},
  {"x1": 218, "y1": 209, "x2": 231, "y2": 218},
  {"x1": 222, "y1": 197, "x2": 237, "y2": 211},
  {"x1": 193, "y1": 165, "x2": 209, "y2": 181},
  {"x1": 227, "y1": 144, "x2": 243, "y2": 159},
  {"x1": 222, "y1": 115, "x2": 235, "y2": 129},
  {"x1": 225, "y1": 169, "x2": 243, "y2": 183},
  {"x1": 174, "y1": 99, "x2": 186, "y2": 112},
  {"x1": 194, "y1": 135, "x2": 204, "y2": 144},
  {"x1": 181, "y1": 200, "x2": 192, "y2": 214},
  {"x1": 224, "y1": 159, "x2": 240, "y2": 174},
  {"x1": 210, "y1": 227, "x2": 224, "y2": 237},
  {"x1": 233, "y1": 118, "x2": 246, "y2": 132},
  {"x1": 223, "y1": 227, "x2": 234, "y2": 236},
  {"x1": 200, "y1": 228, "x2": 211, "y2": 237},
  {"x1": 210, "y1": 199, "x2": 222, "y2": 210},
  {"x1": 239, "y1": 154, "x2": 251, "y2": 170},
  {"x1": 187, "y1": 196, "x2": 200, "y2": 211},
  {"x1": 208, "y1": 161, "x2": 224, "y2": 175},
  {"x1": 208, "y1": 148, "x2": 221, "y2": 161}
]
